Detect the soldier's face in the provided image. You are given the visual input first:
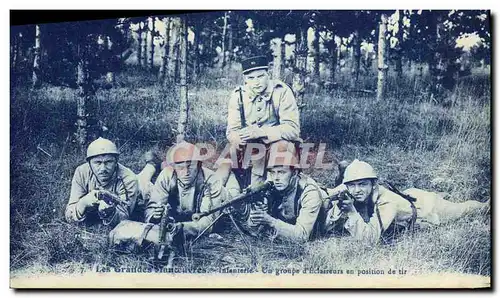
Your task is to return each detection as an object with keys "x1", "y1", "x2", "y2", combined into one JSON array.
[
  {"x1": 345, "y1": 179, "x2": 374, "y2": 203},
  {"x1": 244, "y1": 69, "x2": 269, "y2": 94},
  {"x1": 89, "y1": 154, "x2": 118, "y2": 184},
  {"x1": 268, "y1": 166, "x2": 295, "y2": 191},
  {"x1": 174, "y1": 161, "x2": 199, "y2": 186}
]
